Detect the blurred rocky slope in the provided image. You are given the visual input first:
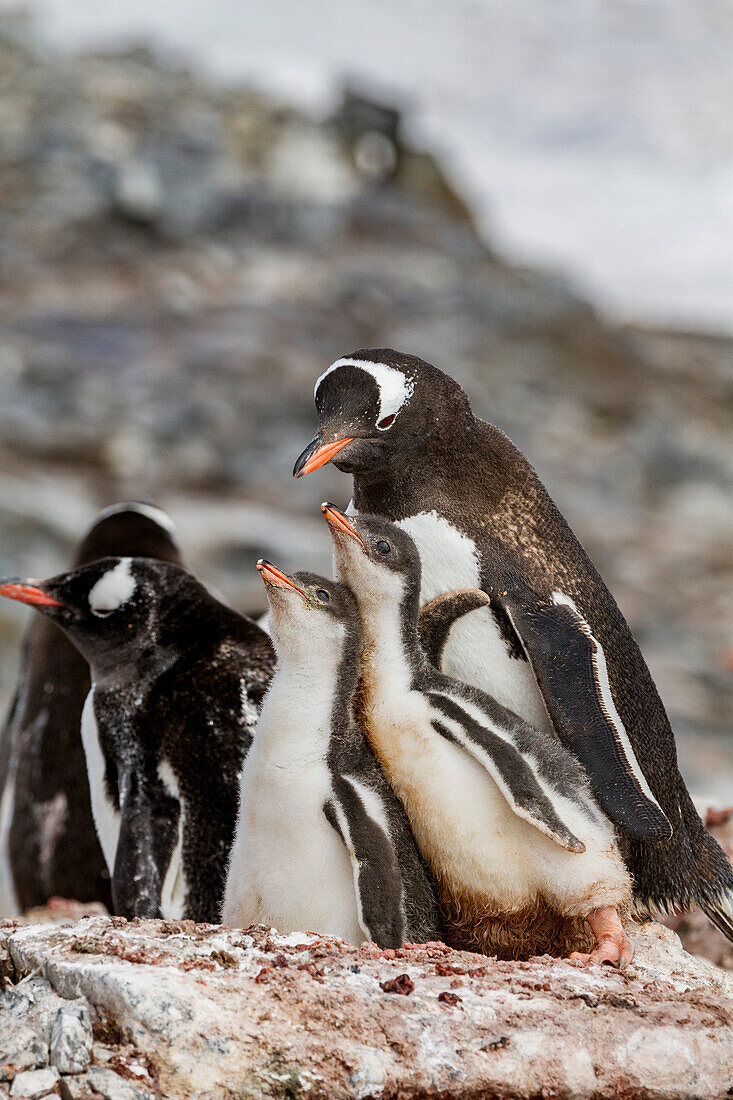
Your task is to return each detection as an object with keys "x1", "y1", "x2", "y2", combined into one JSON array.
[{"x1": 0, "y1": 13, "x2": 731, "y2": 789}]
